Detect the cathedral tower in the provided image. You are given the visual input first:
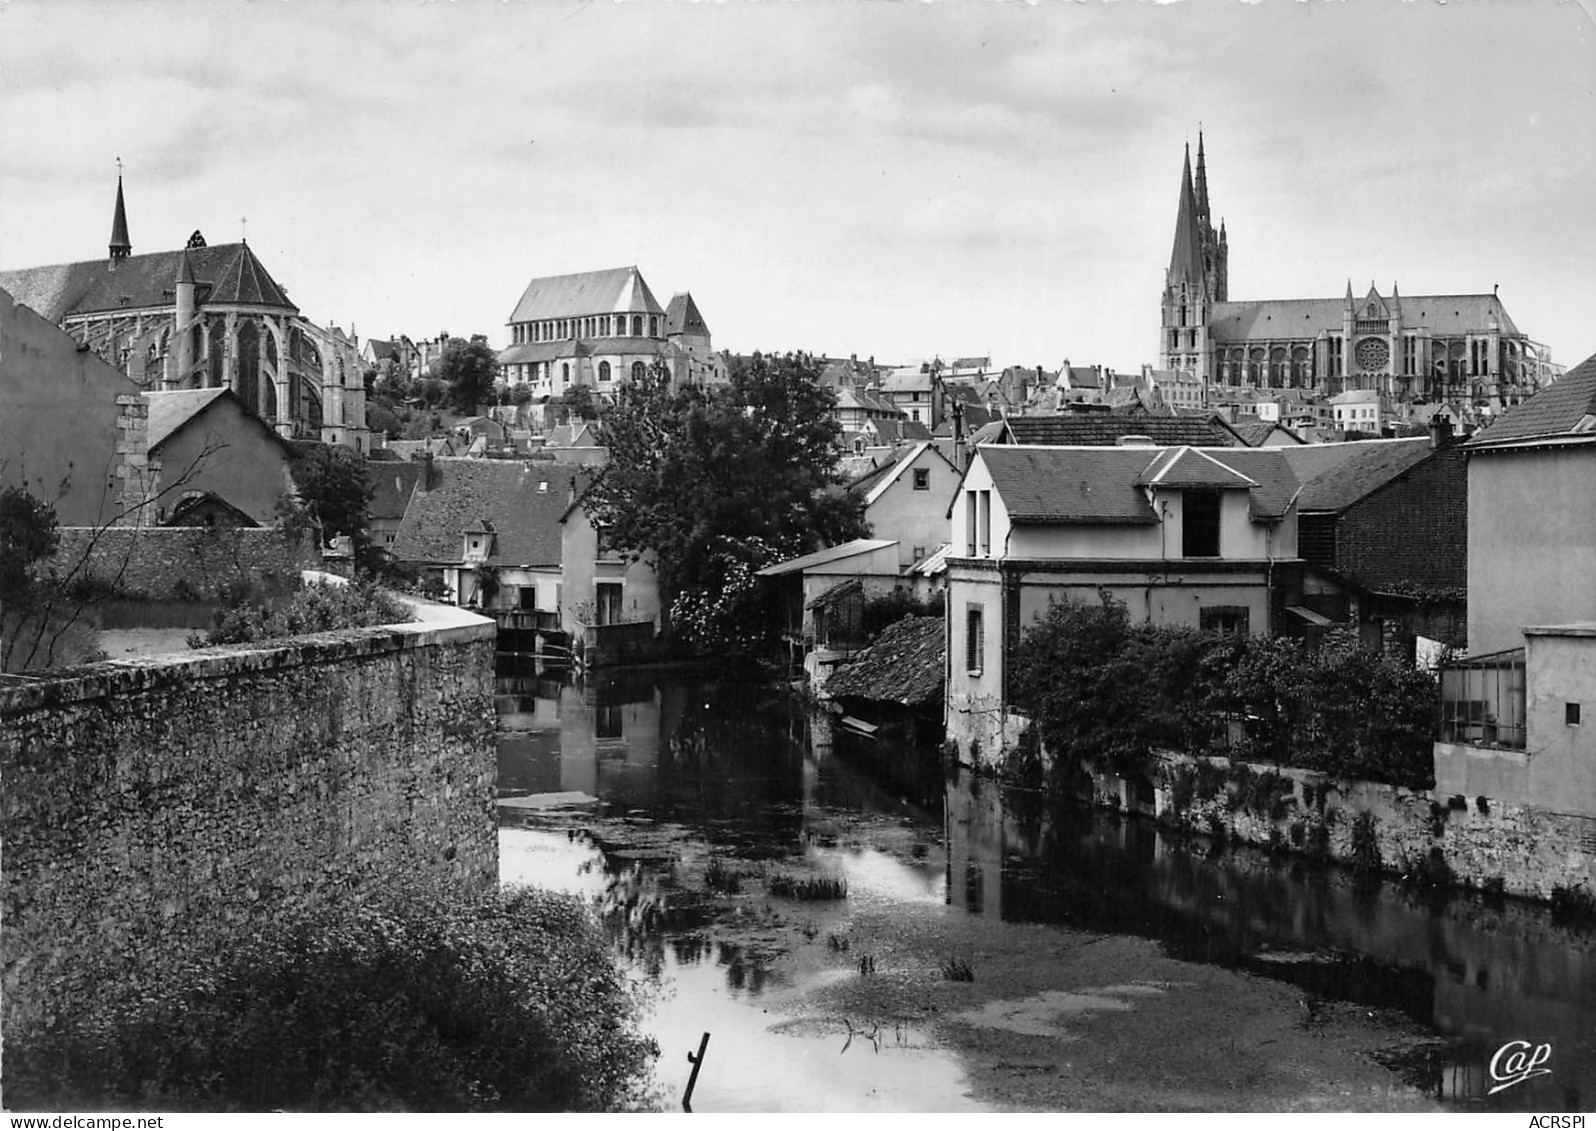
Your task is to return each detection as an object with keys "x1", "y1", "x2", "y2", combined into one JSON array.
[
  {"x1": 1159, "y1": 135, "x2": 1225, "y2": 379},
  {"x1": 109, "y1": 172, "x2": 131, "y2": 264}
]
